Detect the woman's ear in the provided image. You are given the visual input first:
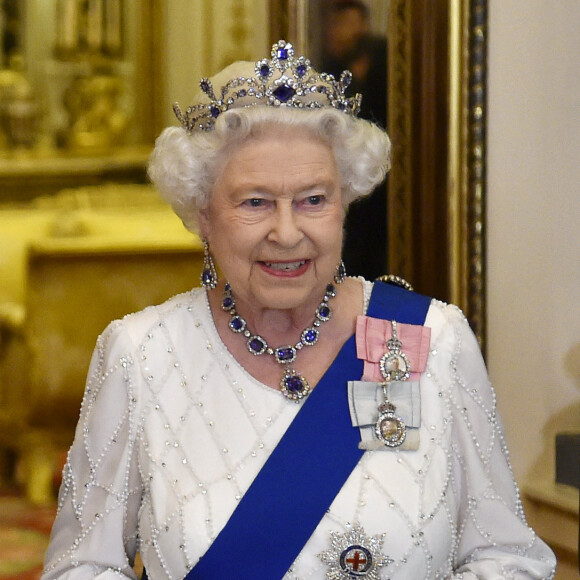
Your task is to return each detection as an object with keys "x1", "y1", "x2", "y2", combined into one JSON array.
[{"x1": 197, "y1": 208, "x2": 211, "y2": 238}]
